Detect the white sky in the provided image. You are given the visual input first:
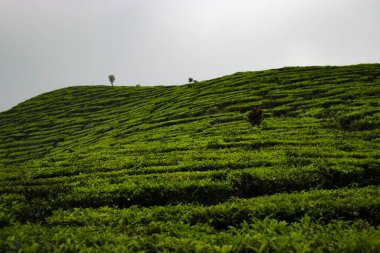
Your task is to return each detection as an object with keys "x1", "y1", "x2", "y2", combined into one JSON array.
[{"x1": 1, "y1": 0, "x2": 379, "y2": 112}]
